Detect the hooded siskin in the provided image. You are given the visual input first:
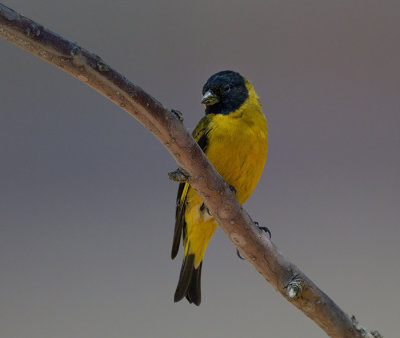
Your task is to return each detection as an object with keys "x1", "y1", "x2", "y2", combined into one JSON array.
[{"x1": 171, "y1": 70, "x2": 268, "y2": 305}]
